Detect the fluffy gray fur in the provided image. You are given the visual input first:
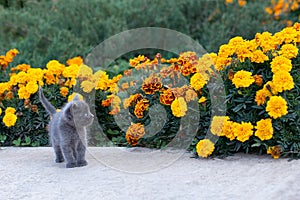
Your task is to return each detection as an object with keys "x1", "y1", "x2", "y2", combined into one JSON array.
[{"x1": 39, "y1": 86, "x2": 94, "y2": 168}]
